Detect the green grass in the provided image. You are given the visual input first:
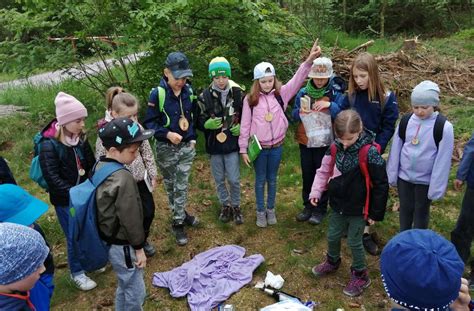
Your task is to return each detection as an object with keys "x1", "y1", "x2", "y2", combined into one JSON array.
[{"x1": 0, "y1": 36, "x2": 473, "y2": 309}]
